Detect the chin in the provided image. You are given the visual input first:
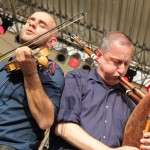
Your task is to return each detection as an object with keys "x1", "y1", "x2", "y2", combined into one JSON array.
[
  {"x1": 106, "y1": 80, "x2": 119, "y2": 86},
  {"x1": 20, "y1": 36, "x2": 35, "y2": 44}
]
